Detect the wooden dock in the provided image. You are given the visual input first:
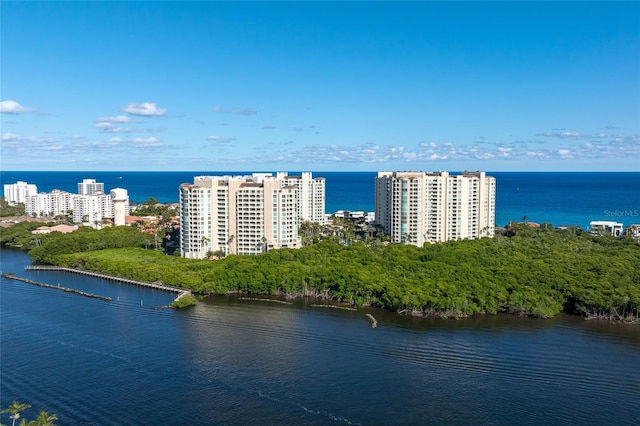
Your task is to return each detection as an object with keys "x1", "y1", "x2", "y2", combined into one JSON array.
[{"x1": 25, "y1": 265, "x2": 191, "y2": 303}]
